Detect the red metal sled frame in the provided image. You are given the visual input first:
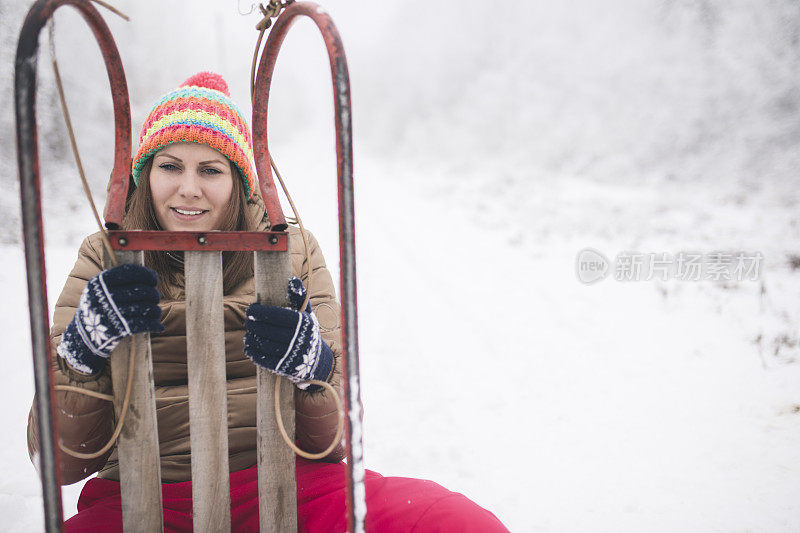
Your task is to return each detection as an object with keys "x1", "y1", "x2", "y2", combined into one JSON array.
[
  {"x1": 253, "y1": 3, "x2": 365, "y2": 531},
  {"x1": 107, "y1": 231, "x2": 288, "y2": 252},
  {"x1": 16, "y1": 0, "x2": 362, "y2": 531},
  {"x1": 15, "y1": 1, "x2": 129, "y2": 529}
]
